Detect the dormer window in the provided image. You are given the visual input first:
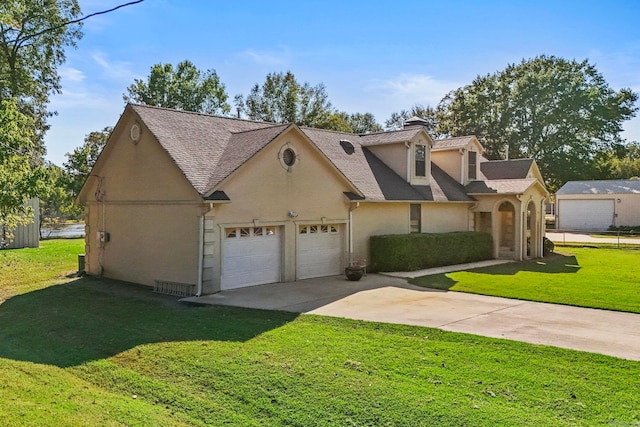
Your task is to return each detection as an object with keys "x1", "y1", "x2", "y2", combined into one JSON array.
[
  {"x1": 415, "y1": 145, "x2": 426, "y2": 177},
  {"x1": 468, "y1": 151, "x2": 477, "y2": 180}
]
